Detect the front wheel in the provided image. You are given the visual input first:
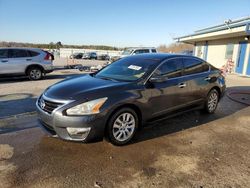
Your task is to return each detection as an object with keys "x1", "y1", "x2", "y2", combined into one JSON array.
[
  {"x1": 107, "y1": 108, "x2": 138, "y2": 146},
  {"x1": 204, "y1": 89, "x2": 219, "y2": 113}
]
